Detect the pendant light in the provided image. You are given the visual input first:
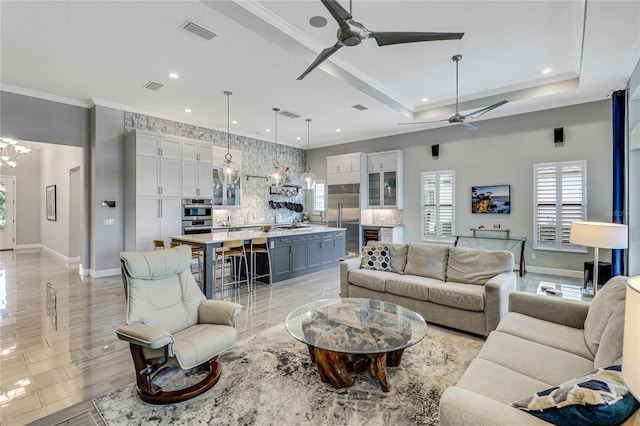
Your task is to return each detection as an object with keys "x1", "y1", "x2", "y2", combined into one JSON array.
[
  {"x1": 218, "y1": 91, "x2": 240, "y2": 185},
  {"x1": 270, "y1": 107, "x2": 285, "y2": 188},
  {"x1": 301, "y1": 118, "x2": 317, "y2": 190}
]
